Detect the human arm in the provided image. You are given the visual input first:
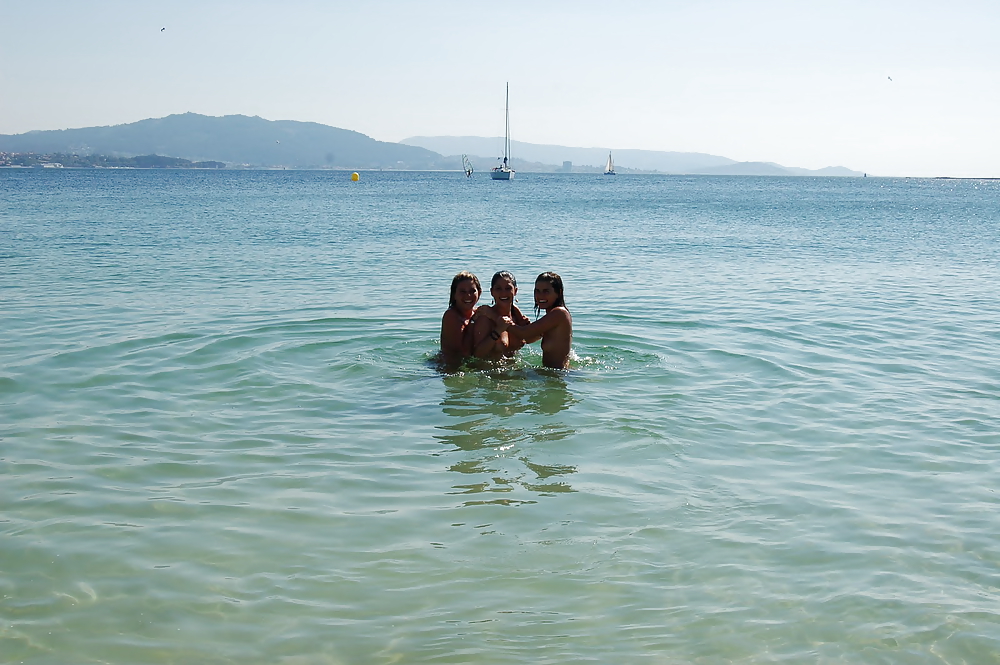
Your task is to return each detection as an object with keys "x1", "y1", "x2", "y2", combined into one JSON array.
[
  {"x1": 510, "y1": 304, "x2": 532, "y2": 326},
  {"x1": 440, "y1": 309, "x2": 470, "y2": 358},
  {"x1": 471, "y1": 306, "x2": 504, "y2": 358},
  {"x1": 473, "y1": 306, "x2": 499, "y2": 324},
  {"x1": 508, "y1": 305, "x2": 540, "y2": 342},
  {"x1": 505, "y1": 307, "x2": 570, "y2": 341}
]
